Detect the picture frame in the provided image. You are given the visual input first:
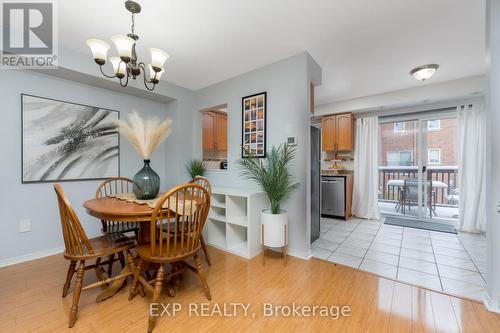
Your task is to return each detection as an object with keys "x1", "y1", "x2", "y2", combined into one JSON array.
[
  {"x1": 21, "y1": 94, "x2": 120, "y2": 183},
  {"x1": 241, "y1": 92, "x2": 266, "y2": 158}
]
